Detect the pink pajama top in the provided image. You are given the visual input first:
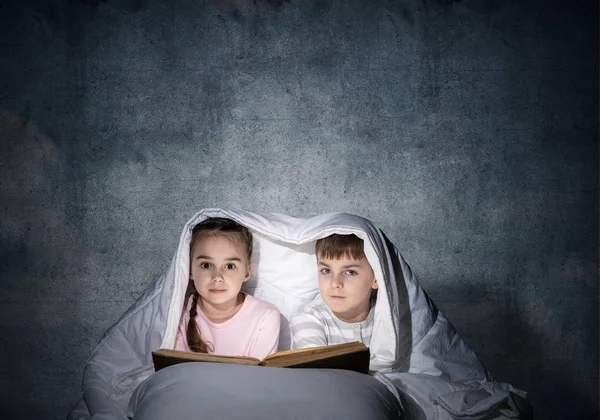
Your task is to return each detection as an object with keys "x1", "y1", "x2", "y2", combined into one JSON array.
[{"x1": 174, "y1": 293, "x2": 281, "y2": 360}]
